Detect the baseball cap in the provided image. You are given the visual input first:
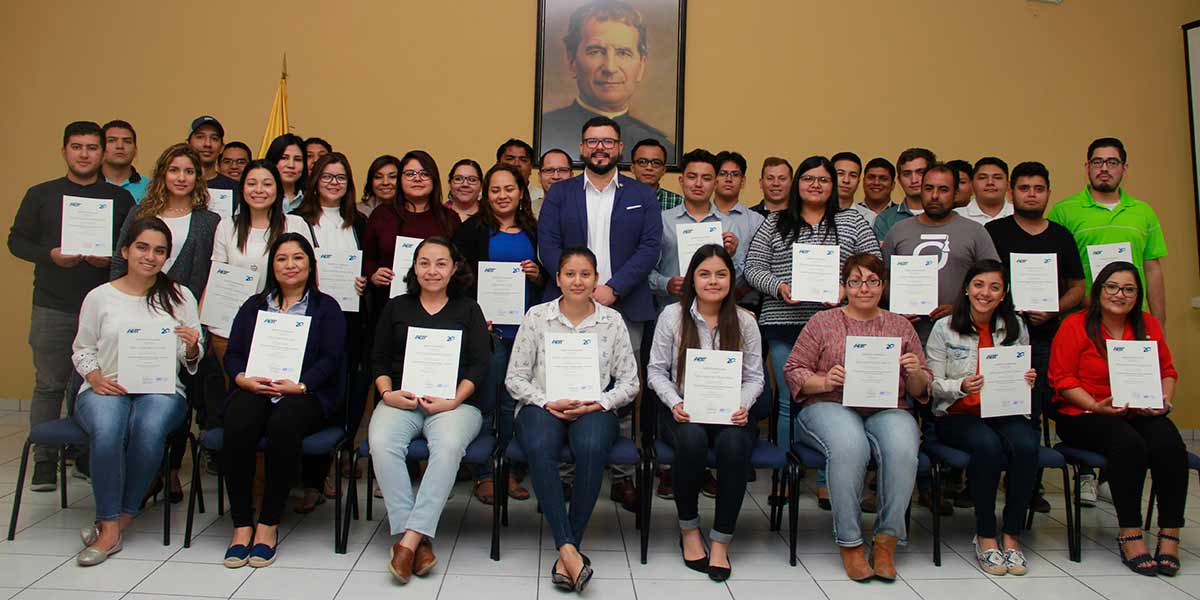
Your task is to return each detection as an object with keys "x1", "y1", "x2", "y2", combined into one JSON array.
[{"x1": 189, "y1": 116, "x2": 225, "y2": 138}]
